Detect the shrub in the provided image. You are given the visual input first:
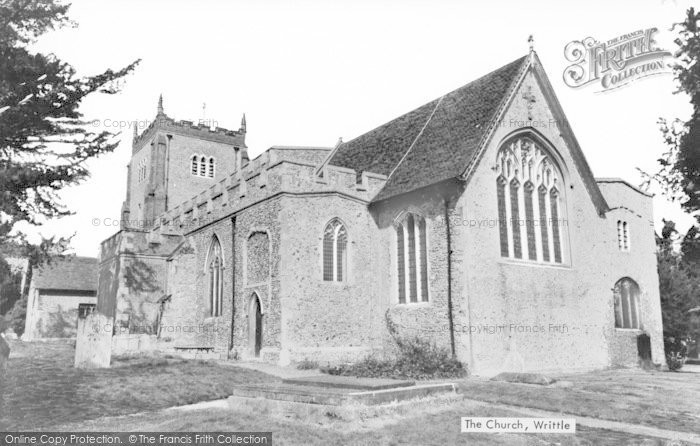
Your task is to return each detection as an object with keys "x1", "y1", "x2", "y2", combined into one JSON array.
[
  {"x1": 664, "y1": 336, "x2": 688, "y2": 371},
  {"x1": 321, "y1": 337, "x2": 467, "y2": 380},
  {"x1": 296, "y1": 358, "x2": 319, "y2": 370},
  {"x1": 666, "y1": 352, "x2": 686, "y2": 371}
]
